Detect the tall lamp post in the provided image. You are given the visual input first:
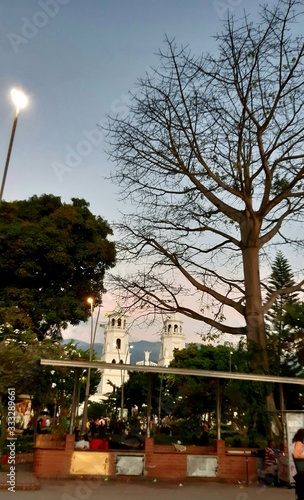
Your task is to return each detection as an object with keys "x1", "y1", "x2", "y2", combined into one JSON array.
[
  {"x1": 81, "y1": 297, "x2": 94, "y2": 432},
  {"x1": 0, "y1": 88, "x2": 28, "y2": 206},
  {"x1": 117, "y1": 342, "x2": 133, "y2": 420}
]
